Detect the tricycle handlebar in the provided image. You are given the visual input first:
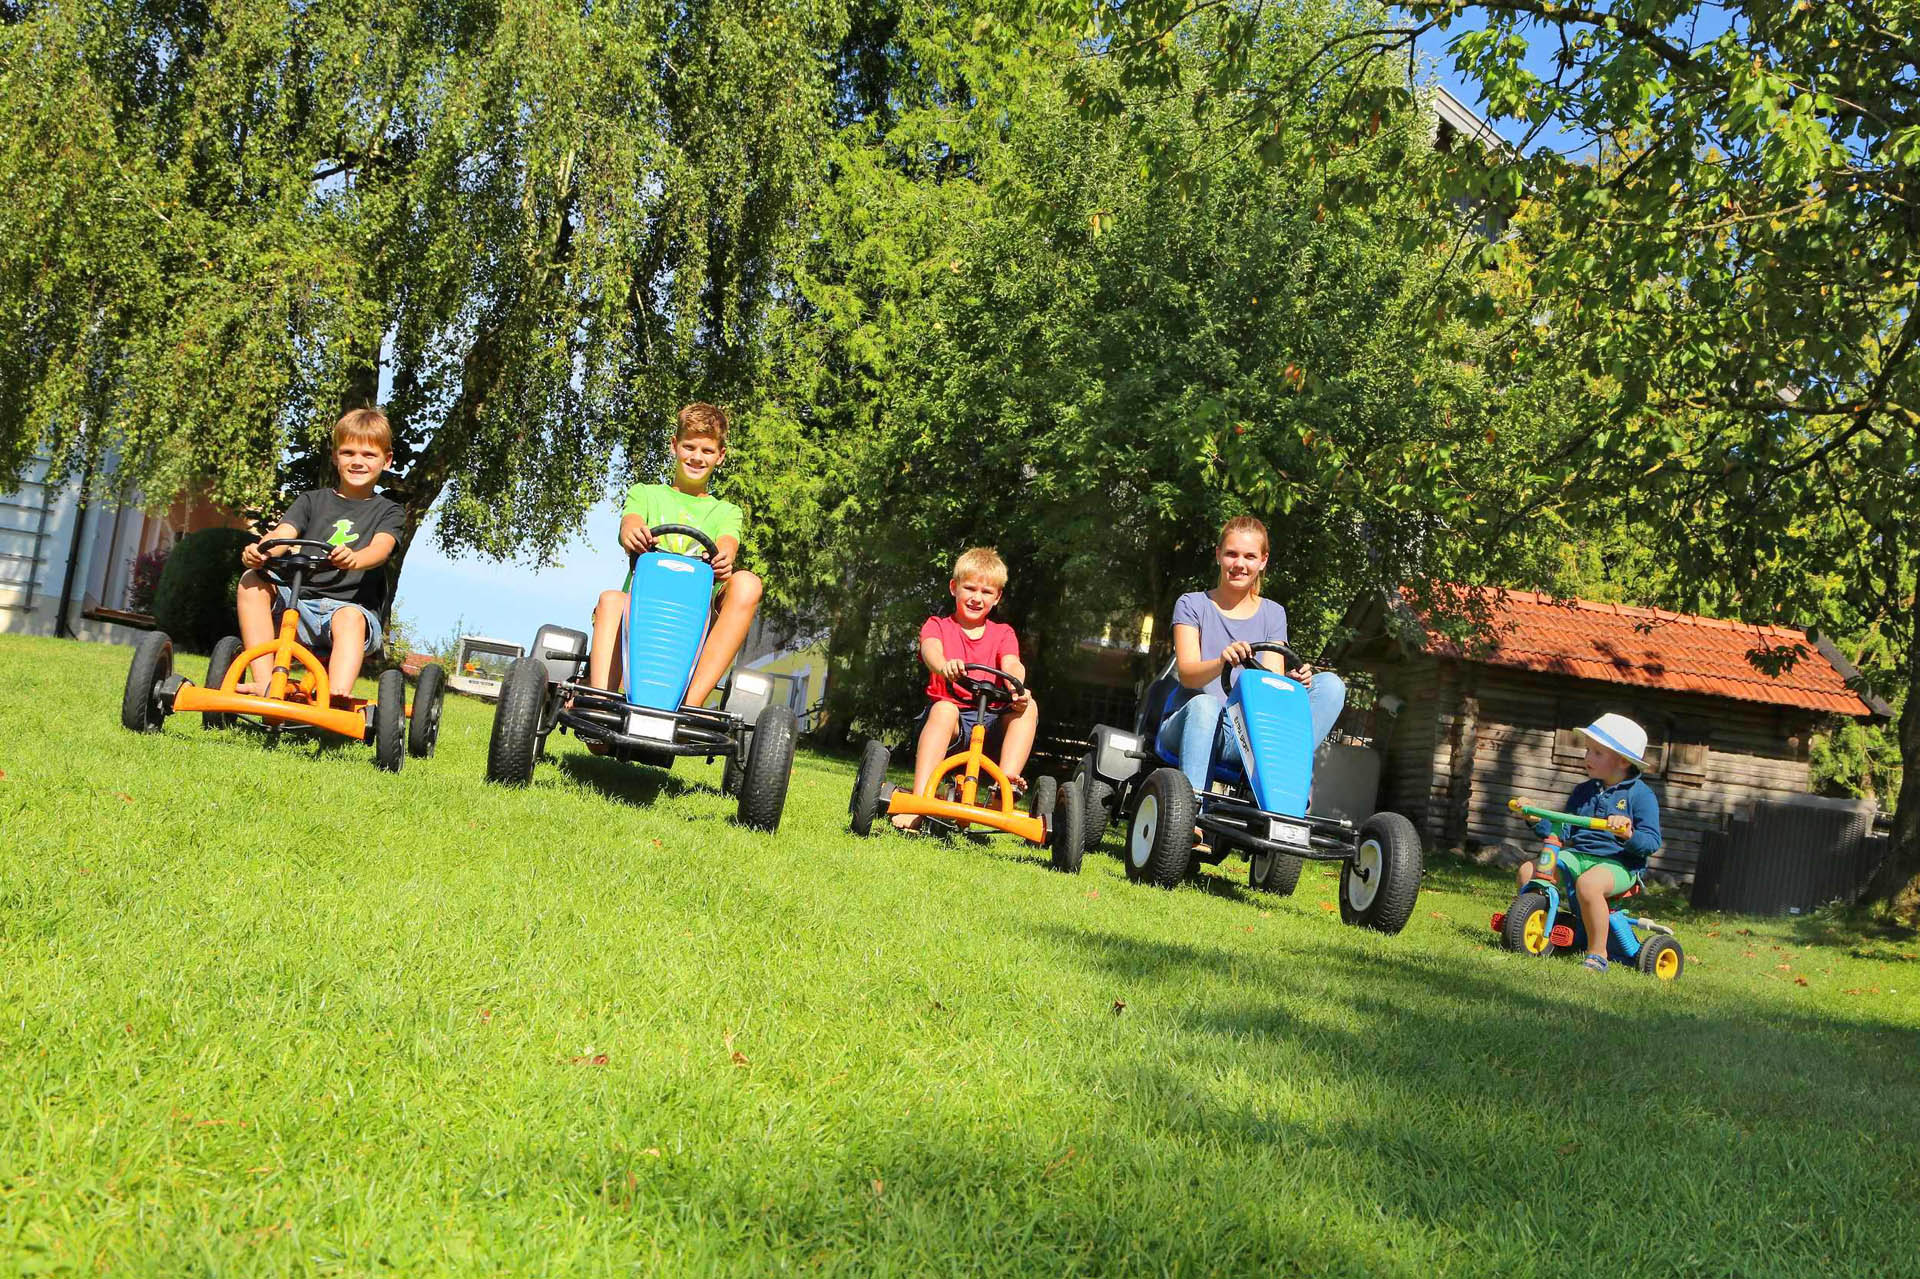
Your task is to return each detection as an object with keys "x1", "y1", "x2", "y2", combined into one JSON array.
[{"x1": 1508, "y1": 797, "x2": 1612, "y2": 832}]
